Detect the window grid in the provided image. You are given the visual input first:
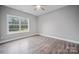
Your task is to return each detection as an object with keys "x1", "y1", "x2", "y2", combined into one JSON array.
[{"x1": 7, "y1": 15, "x2": 29, "y2": 34}]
